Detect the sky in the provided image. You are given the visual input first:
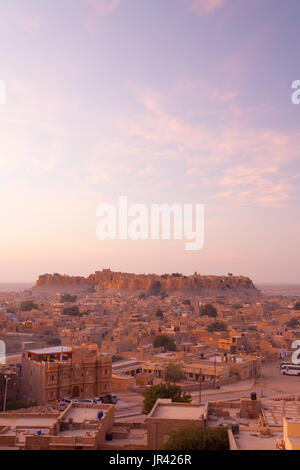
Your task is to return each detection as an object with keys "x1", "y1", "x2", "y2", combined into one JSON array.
[{"x1": 0, "y1": 0, "x2": 300, "y2": 283}]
